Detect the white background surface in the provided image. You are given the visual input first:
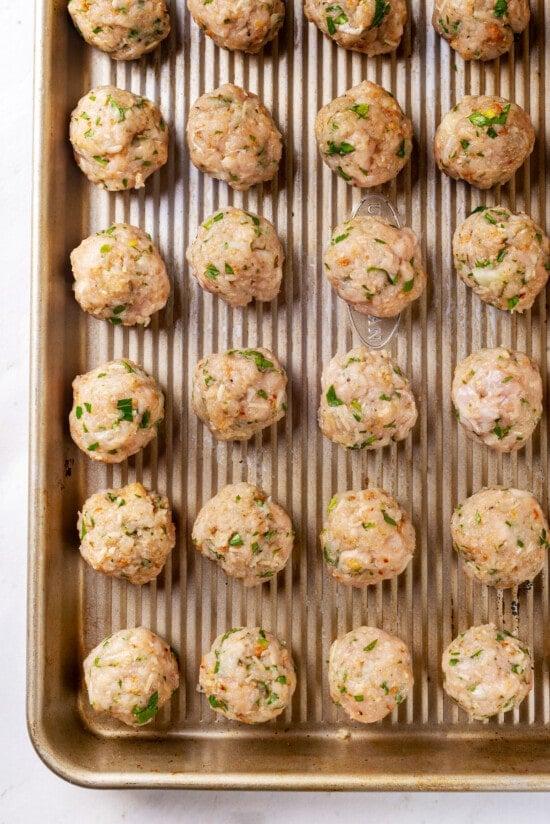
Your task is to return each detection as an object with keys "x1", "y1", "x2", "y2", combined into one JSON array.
[{"x1": 2, "y1": 1, "x2": 549, "y2": 821}]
